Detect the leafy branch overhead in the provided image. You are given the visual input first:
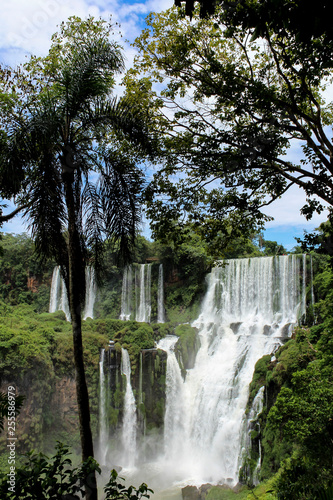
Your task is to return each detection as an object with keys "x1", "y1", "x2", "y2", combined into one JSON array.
[{"x1": 125, "y1": 4, "x2": 333, "y2": 242}]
